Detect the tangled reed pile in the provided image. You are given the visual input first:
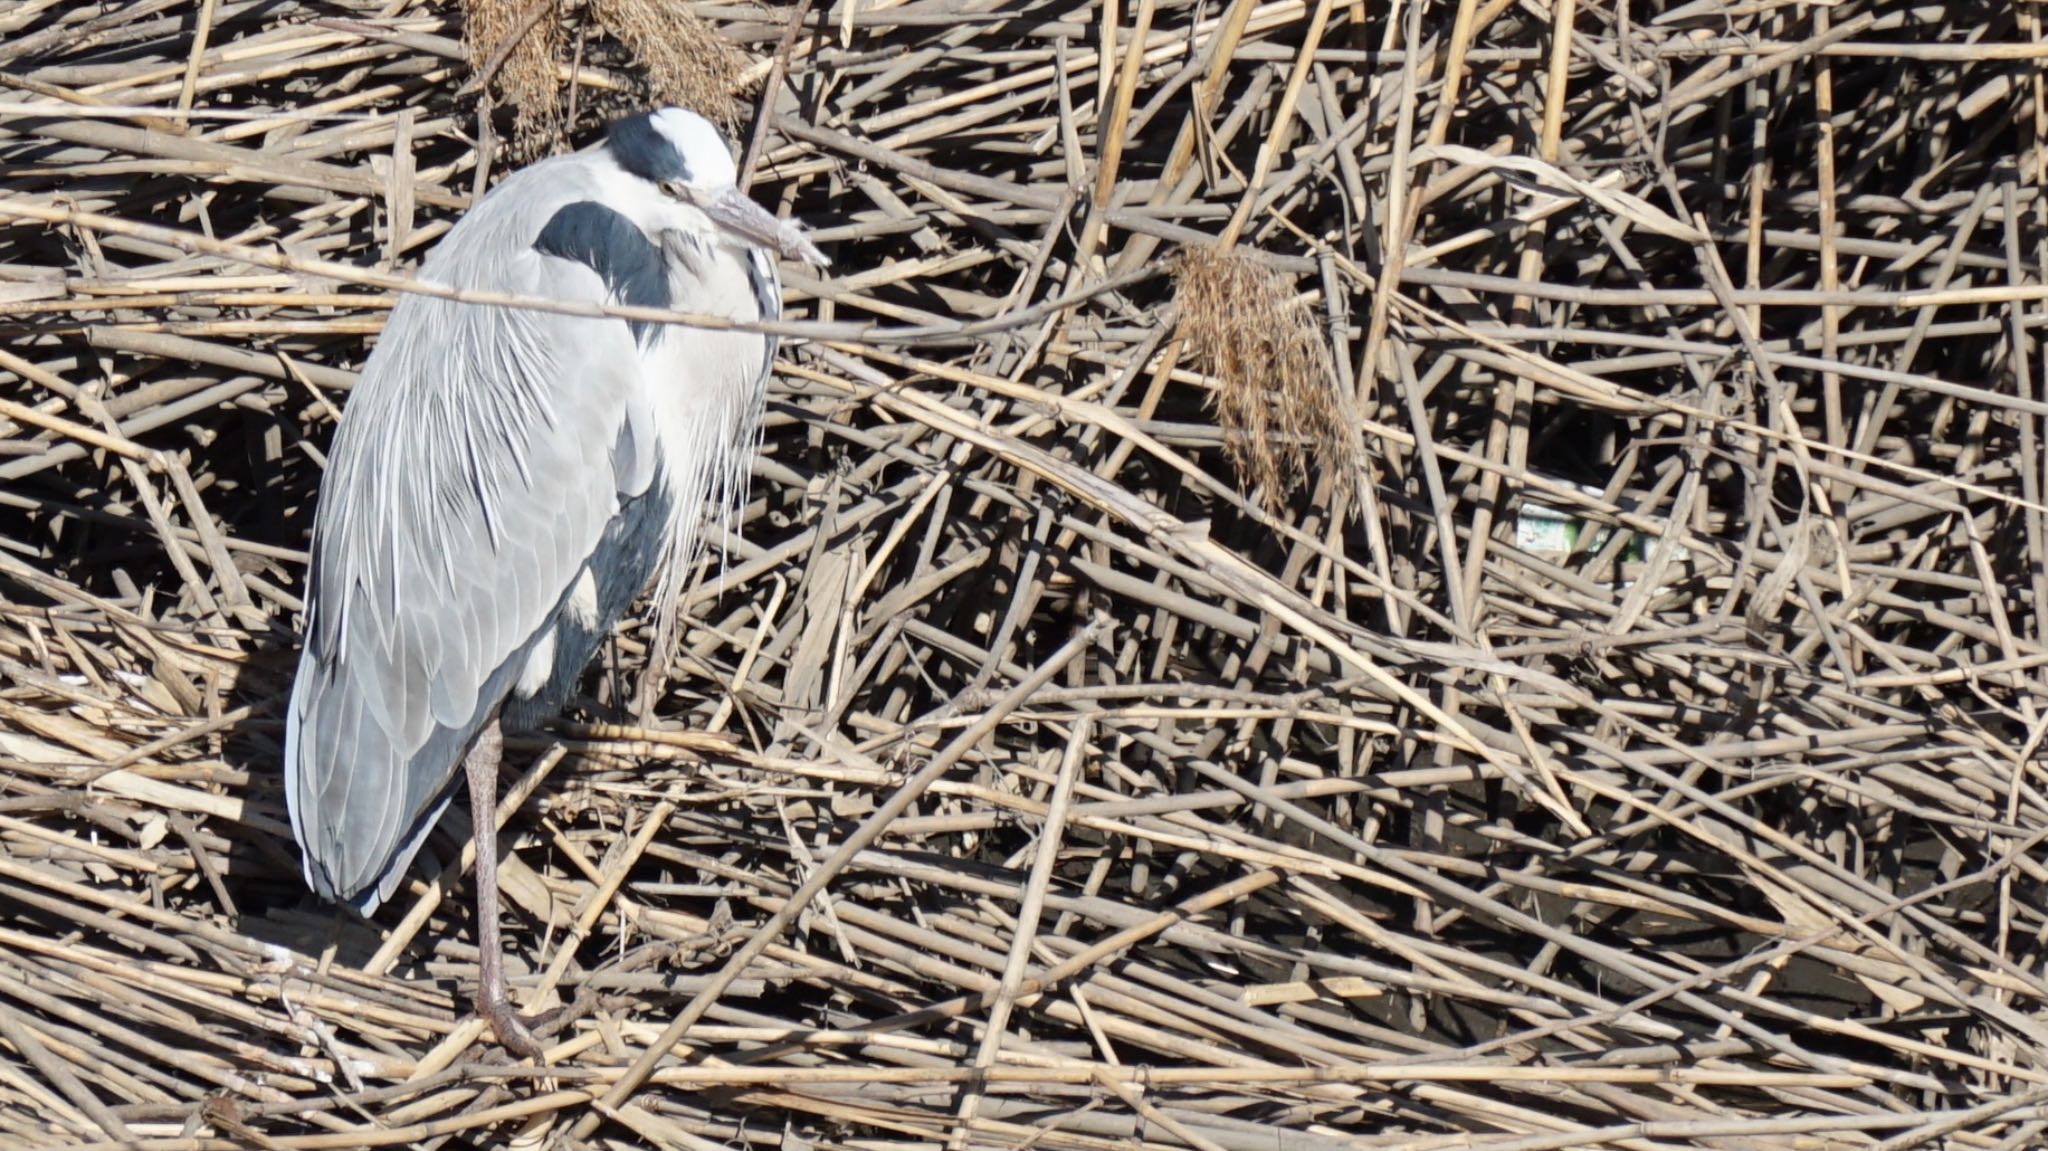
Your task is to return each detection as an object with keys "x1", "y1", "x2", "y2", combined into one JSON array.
[{"x1": 3, "y1": 0, "x2": 2047, "y2": 1146}]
